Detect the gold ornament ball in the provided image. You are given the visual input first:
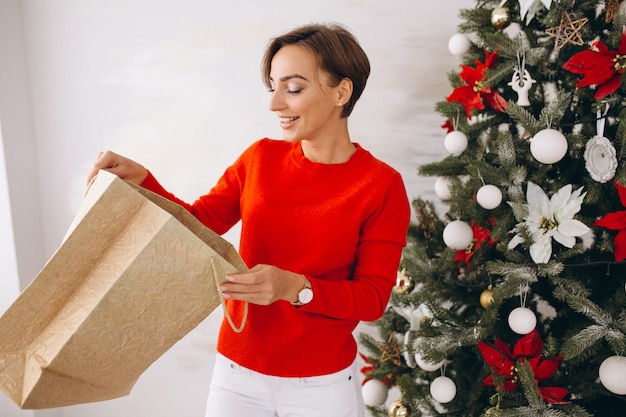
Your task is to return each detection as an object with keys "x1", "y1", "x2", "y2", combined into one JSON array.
[
  {"x1": 480, "y1": 288, "x2": 494, "y2": 308},
  {"x1": 491, "y1": 7, "x2": 511, "y2": 28},
  {"x1": 388, "y1": 400, "x2": 409, "y2": 417}
]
